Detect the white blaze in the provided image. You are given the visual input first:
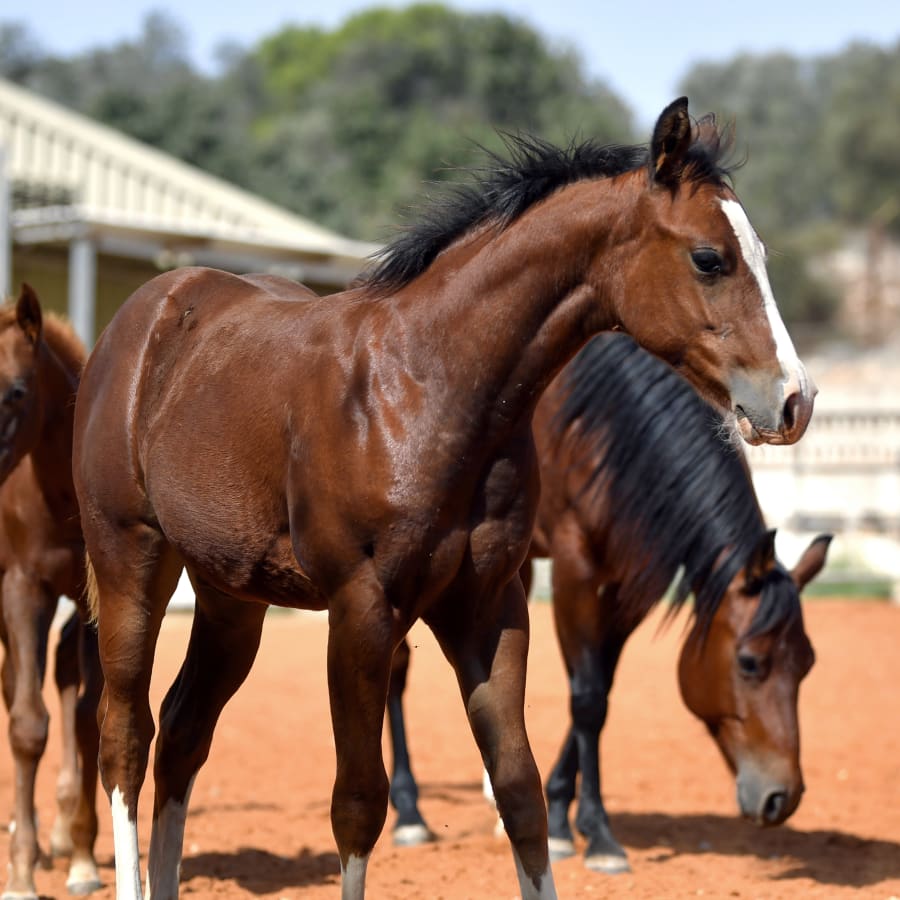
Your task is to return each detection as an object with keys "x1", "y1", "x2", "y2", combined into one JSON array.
[{"x1": 718, "y1": 198, "x2": 811, "y2": 398}]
